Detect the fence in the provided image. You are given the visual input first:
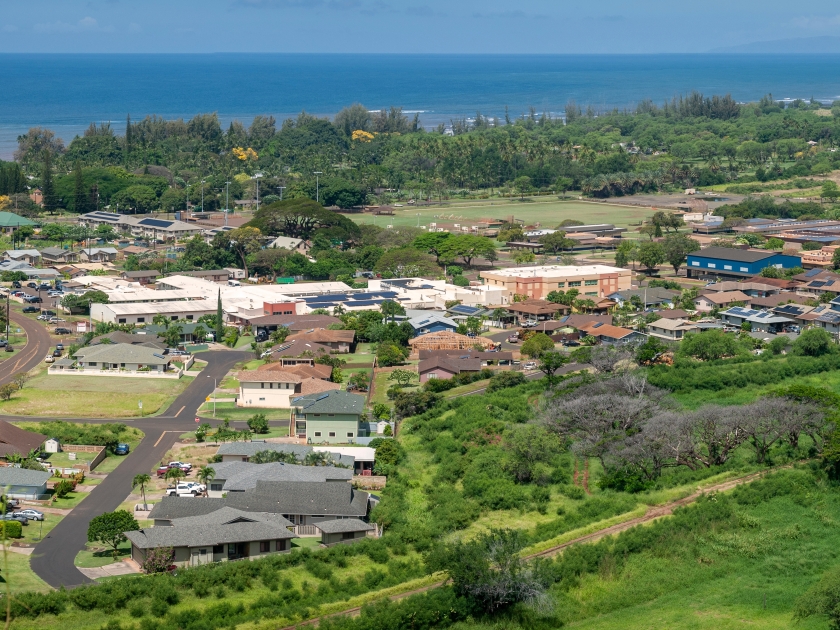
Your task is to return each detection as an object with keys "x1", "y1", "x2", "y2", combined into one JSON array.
[
  {"x1": 61, "y1": 445, "x2": 107, "y2": 471},
  {"x1": 48, "y1": 366, "x2": 184, "y2": 379}
]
